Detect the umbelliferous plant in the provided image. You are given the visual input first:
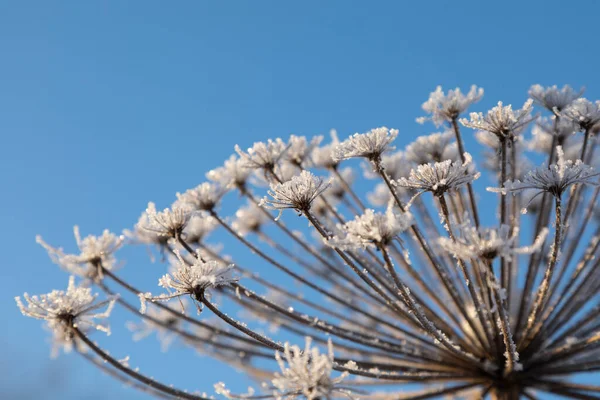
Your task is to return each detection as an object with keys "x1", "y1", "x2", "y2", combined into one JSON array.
[{"x1": 18, "y1": 84, "x2": 600, "y2": 399}]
